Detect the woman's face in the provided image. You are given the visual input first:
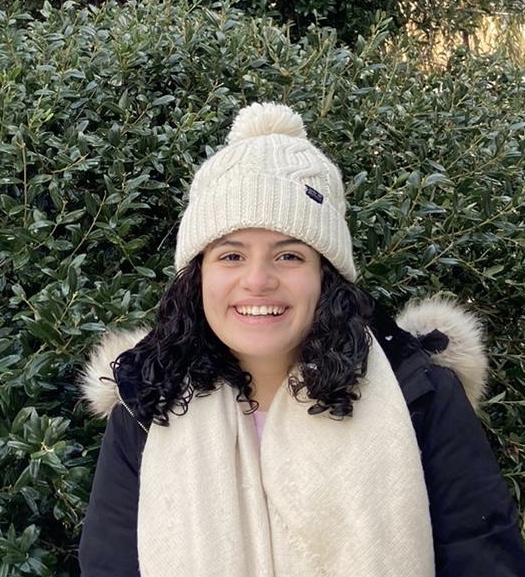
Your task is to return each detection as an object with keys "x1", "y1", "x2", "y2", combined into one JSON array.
[{"x1": 201, "y1": 228, "x2": 322, "y2": 372}]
